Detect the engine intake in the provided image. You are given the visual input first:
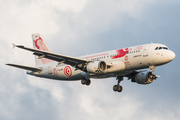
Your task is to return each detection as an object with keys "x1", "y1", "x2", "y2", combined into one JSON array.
[{"x1": 86, "y1": 61, "x2": 107, "y2": 73}]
